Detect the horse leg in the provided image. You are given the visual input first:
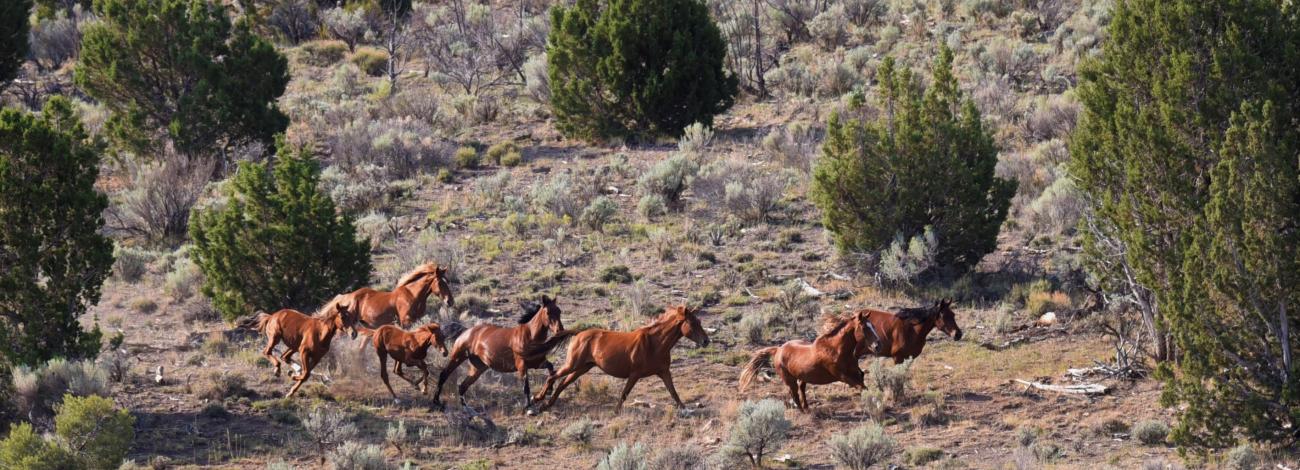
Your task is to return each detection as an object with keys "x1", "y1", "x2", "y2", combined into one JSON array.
[
  {"x1": 658, "y1": 371, "x2": 685, "y2": 409},
  {"x1": 540, "y1": 363, "x2": 593, "y2": 411},
  {"x1": 414, "y1": 362, "x2": 431, "y2": 394},
  {"x1": 377, "y1": 351, "x2": 399, "y2": 401},
  {"x1": 286, "y1": 350, "x2": 316, "y2": 398},
  {"x1": 515, "y1": 357, "x2": 532, "y2": 407},
  {"x1": 432, "y1": 353, "x2": 468, "y2": 407},
  {"x1": 615, "y1": 374, "x2": 643, "y2": 413},
  {"x1": 779, "y1": 368, "x2": 803, "y2": 412},
  {"x1": 279, "y1": 348, "x2": 296, "y2": 372},
  {"x1": 533, "y1": 363, "x2": 566, "y2": 404},
  {"x1": 456, "y1": 357, "x2": 490, "y2": 405},
  {"x1": 798, "y1": 381, "x2": 810, "y2": 411},
  {"x1": 262, "y1": 335, "x2": 282, "y2": 376}
]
